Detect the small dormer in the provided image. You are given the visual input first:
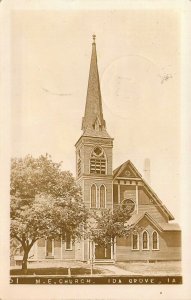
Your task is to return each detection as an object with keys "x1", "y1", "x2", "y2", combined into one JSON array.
[{"x1": 93, "y1": 116, "x2": 102, "y2": 131}]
